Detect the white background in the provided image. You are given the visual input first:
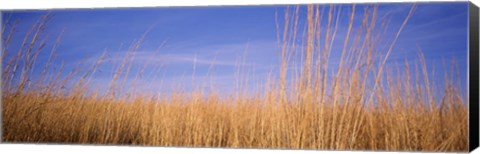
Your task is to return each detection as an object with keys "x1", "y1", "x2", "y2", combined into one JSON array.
[{"x1": 0, "y1": 0, "x2": 478, "y2": 154}]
